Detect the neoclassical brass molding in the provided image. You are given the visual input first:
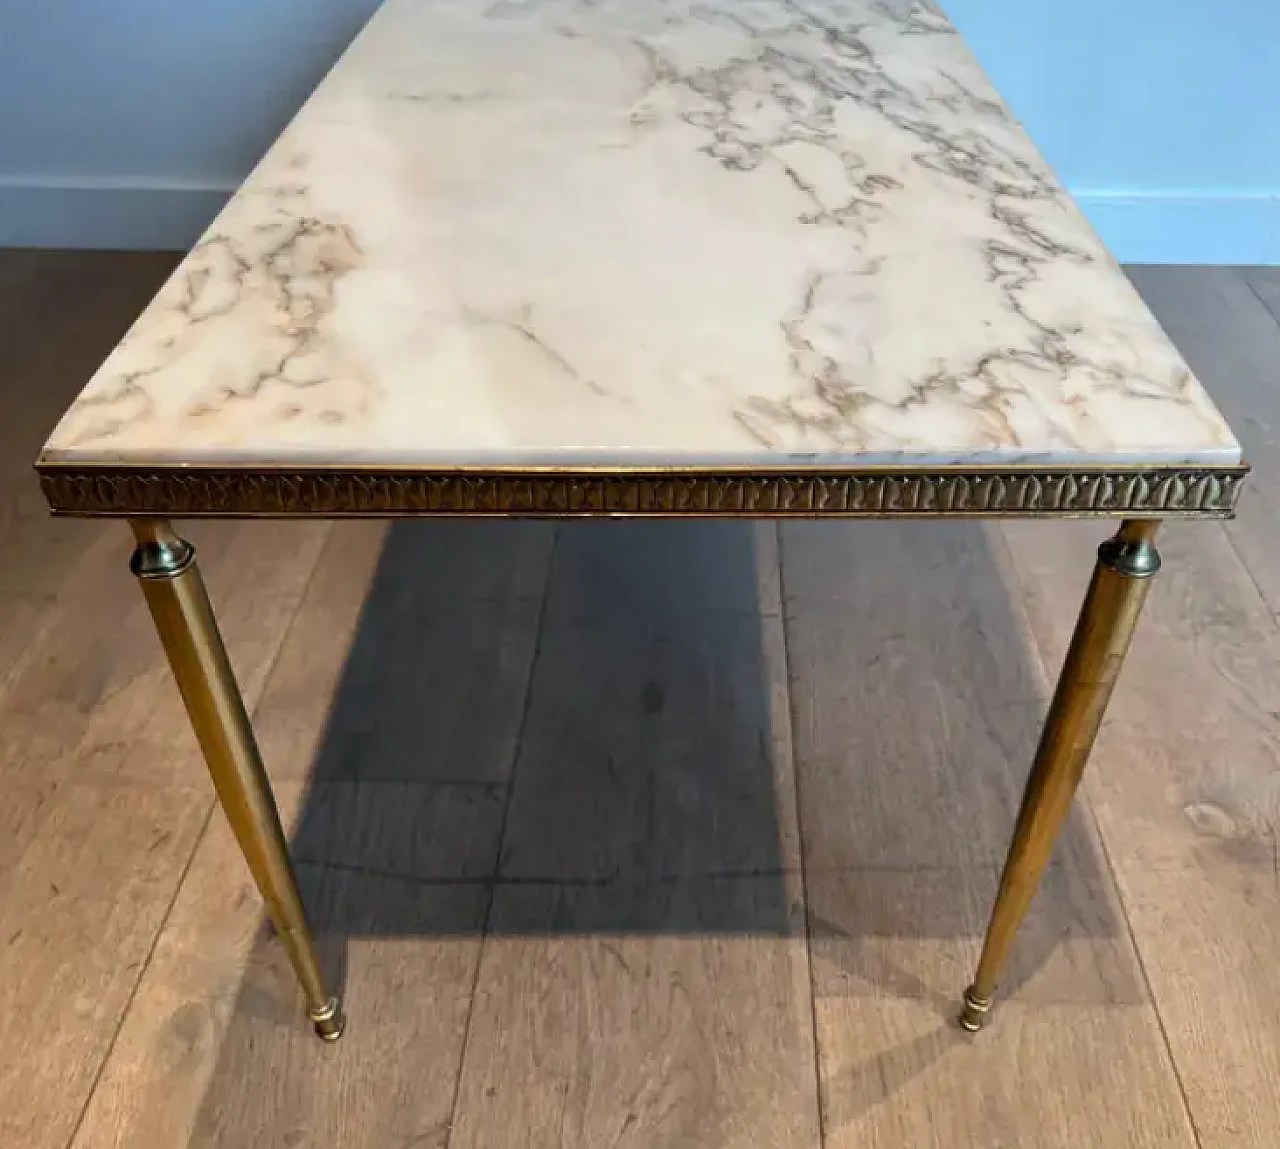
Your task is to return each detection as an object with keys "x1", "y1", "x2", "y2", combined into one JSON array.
[{"x1": 36, "y1": 461, "x2": 1248, "y2": 519}]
